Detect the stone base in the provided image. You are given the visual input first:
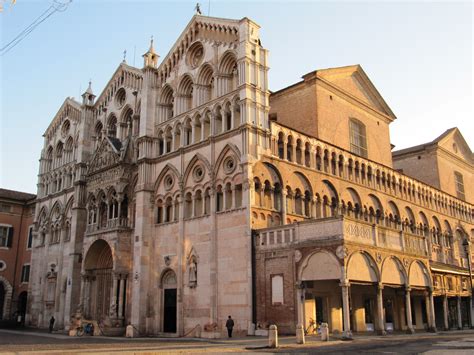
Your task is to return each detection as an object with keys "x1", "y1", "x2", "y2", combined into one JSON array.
[
  {"x1": 255, "y1": 329, "x2": 269, "y2": 336},
  {"x1": 406, "y1": 327, "x2": 415, "y2": 334},
  {"x1": 341, "y1": 330, "x2": 353, "y2": 340},
  {"x1": 377, "y1": 329, "x2": 387, "y2": 336},
  {"x1": 201, "y1": 331, "x2": 221, "y2": 339},
  {"x1": 428, "y1": 326, "x2": 437, "y2": 333}
]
